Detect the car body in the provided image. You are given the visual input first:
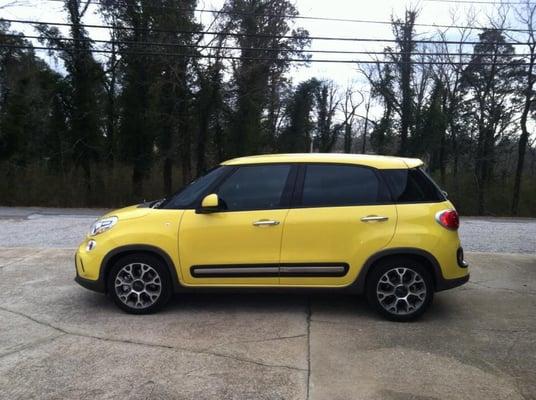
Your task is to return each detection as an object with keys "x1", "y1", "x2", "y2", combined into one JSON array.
[{"x1": 75, "y1": 153, "x2": 469, "y2": 320}]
